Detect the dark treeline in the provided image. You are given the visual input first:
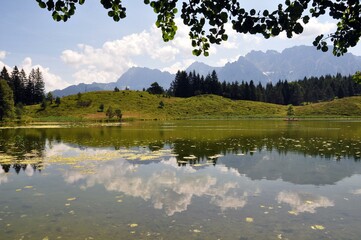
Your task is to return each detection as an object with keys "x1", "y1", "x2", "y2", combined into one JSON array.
[
  {"x1": 0, "y1": 66, "x2": 45, "y2": 105},
  {"x1": 169, "y1": 70, "x2": 361, "y2": 105}
]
